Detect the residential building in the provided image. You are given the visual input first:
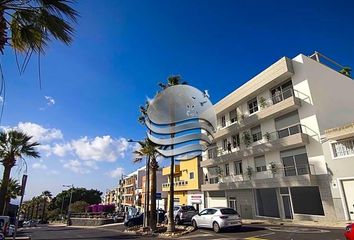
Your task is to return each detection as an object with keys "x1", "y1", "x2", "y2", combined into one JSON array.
[
  {"x1": 201, "y1": 52, "x2": 354, "y2": 222},
  {"x1": 323, "y1": 121, "x2": 354, "y2": 221},
  {"x1": 162, "y1": 157, "x2": 204, "y2": 211},
  {"x1": 141, "y1": 169, "x2": 168, "y2": 210},
  {"x1": 103, "y1": 189, "x2": 117, "y2": 205}
]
